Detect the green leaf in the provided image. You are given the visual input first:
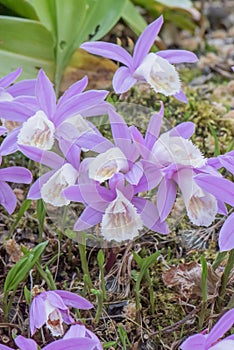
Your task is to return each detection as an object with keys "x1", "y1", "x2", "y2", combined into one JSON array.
[
  {"x1": 209, "y1": 124, "x2": 220, "y2": 156},
  {"x1": 53, "y1": 0, "x2": 87, "y2": 90},
  {"x1": 200, "y1": 255, "x2": 208, "y2": 303},
  {"x1": 97, "y1": 249, "x2": 105, "y2": 267},
  {"x1": 0, "y1": 16, "x2": 55, "y2": 80},
  {"x1": 31, "y1": 0, "x2": 56, "y2": 35},
  {"x1": 8, "y1": 199, "x2": 31, "y2": 238},
  {"x1": 4, "y1": 241, "x2": 48, "y2": 293},
  {"x1": 82, "y1": 0, "x2": 127, "y2": 42},
  {"x1": 0, "y1": 0, "x2": 38, "y2": 19},
  {"x1": 121, "y1": 0, "x2": 147, "y2": 35},
  {"x1": 155, "y1": 0, "x2": 193, "y2": 9},
  {"x1": 24, "y1": 285, "x2": 31, "y2": 304}
]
